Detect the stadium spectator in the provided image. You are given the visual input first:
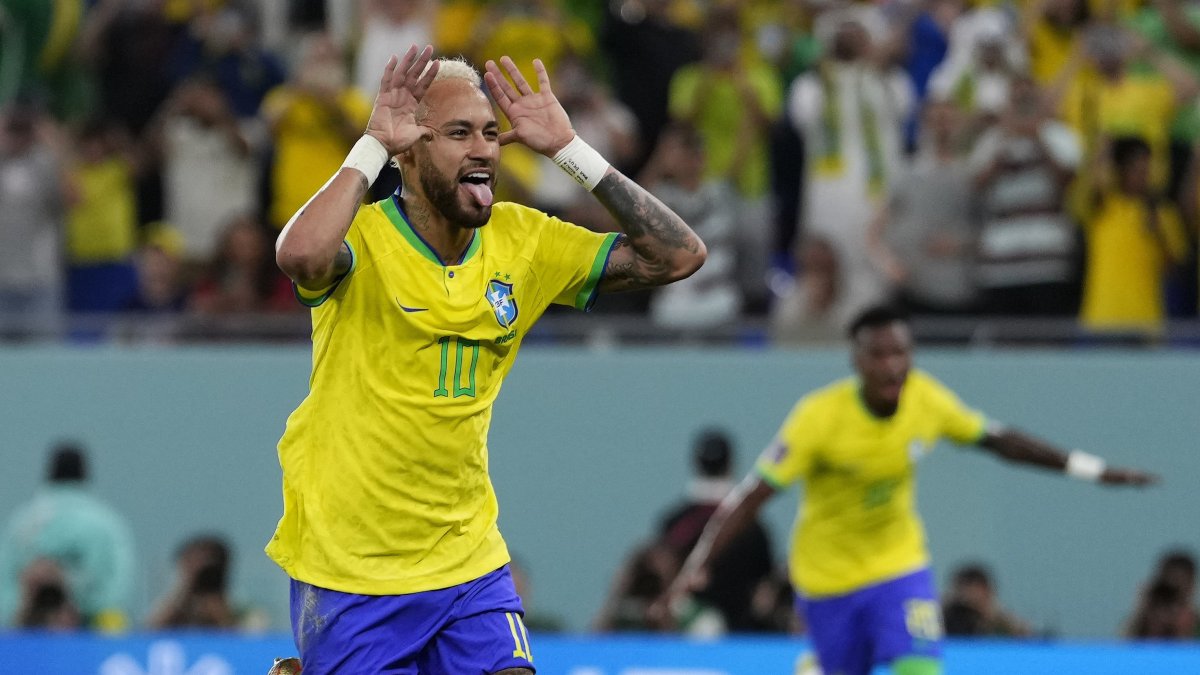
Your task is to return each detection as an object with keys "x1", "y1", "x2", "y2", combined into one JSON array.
[
  {"x1": 600, "y1": 0, "x2": 701, "y2": 172},
  {"x1": 1054, "y1": 24, "x2": 1200, "y2": 196},
  {"x1": 668, "y1": 6, "x2": 782, "y2": 309},
  {"x1": 769, "y1": 237, "x2": 856, "y2": 346},
  {"x1": 147, "y1": 534, "x2": 251, "y2": 630},
  {"x1": 1021, "y1": 0, "x2": 1090, "y2": 91},
  {"x1": 125, "y1": 223, "x2": 188, "y2": 315},
  {"x1": 1079, "y1": 136, "x2": 1189, "y2": 338},
  {"x1": 77, "y1": 0, "x2": 180, "y2": 136},
  {"x1": 63, "y1": 118, "x2": 140, "y2": 315},
  {"x1": 593, "y1": 541, "x2": 690, "y2": 633},
  {"x1": 0, "y1": 442, "x2": 136, "y2": 632},
  {"x1": 13, "y1": 558, "x2": 82, "y2": 631},
  {"x1": 787, "y1": 6, "x2": 913, "y2": 324},
  {"x1": 148, "y1": 78, "x2": 258, "y2": 265},
  {"x1": 657, "y1": 428, "x2": 774, "y2": 633},
  {"x1": 640, "y1": 123, "x2": 742, "y2": 330},
  {"x1": 1124, "y1": 548, "x2": 1200, "y2": 639},
  {"x1": 261, "y1": 33, "x2": 371, "y2": 229},
  {"x1": 166, "y1": 3, "x2": 287, "y2": 121},
  {"x1": 969, "y1": 75, "x2": 1082, "y2": 316},
  {"x1": 266, "y1": 46, "x2": 704, "y2": 672},
  {"x1": 354, "y1": 0, "x2": 436, "y2": 100},
  {"x1": 0, "y1": 101, "x2": 66, "y2": 338},
  {"x1": 869, "y1": 99, "x2": 978, "y2": 315},
  {"x1": 942, "y1": 562, "x2": 1032, "y2": 637},
  {"x1": 190, "y1": 215, "x2": 294, "y2": 315},
  {"x1": 661, "y1": 305, "x2": 1156, "y2": 675},
  {"x1": 468, "y1": 0, "x2": 594, "y2": 86},
  {"x1": 927, "y1": 8, "x2": 1024, "y2": 141}
]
